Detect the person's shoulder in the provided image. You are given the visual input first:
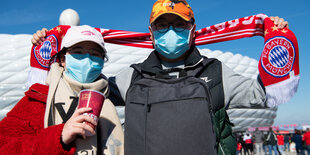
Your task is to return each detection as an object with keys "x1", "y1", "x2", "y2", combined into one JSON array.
[
  {"x1": 25, "y1": 83, "x2": 49, "y2": 103},
  {"x1": 202, "y1": 55, "x2": 220, "y2": 62},
  {"x1": 115, "y1": 66, "x2": 135, "y2": 81},
  {"x1": 5, "y1": 83, "x2": 48, "y2": 120}
]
